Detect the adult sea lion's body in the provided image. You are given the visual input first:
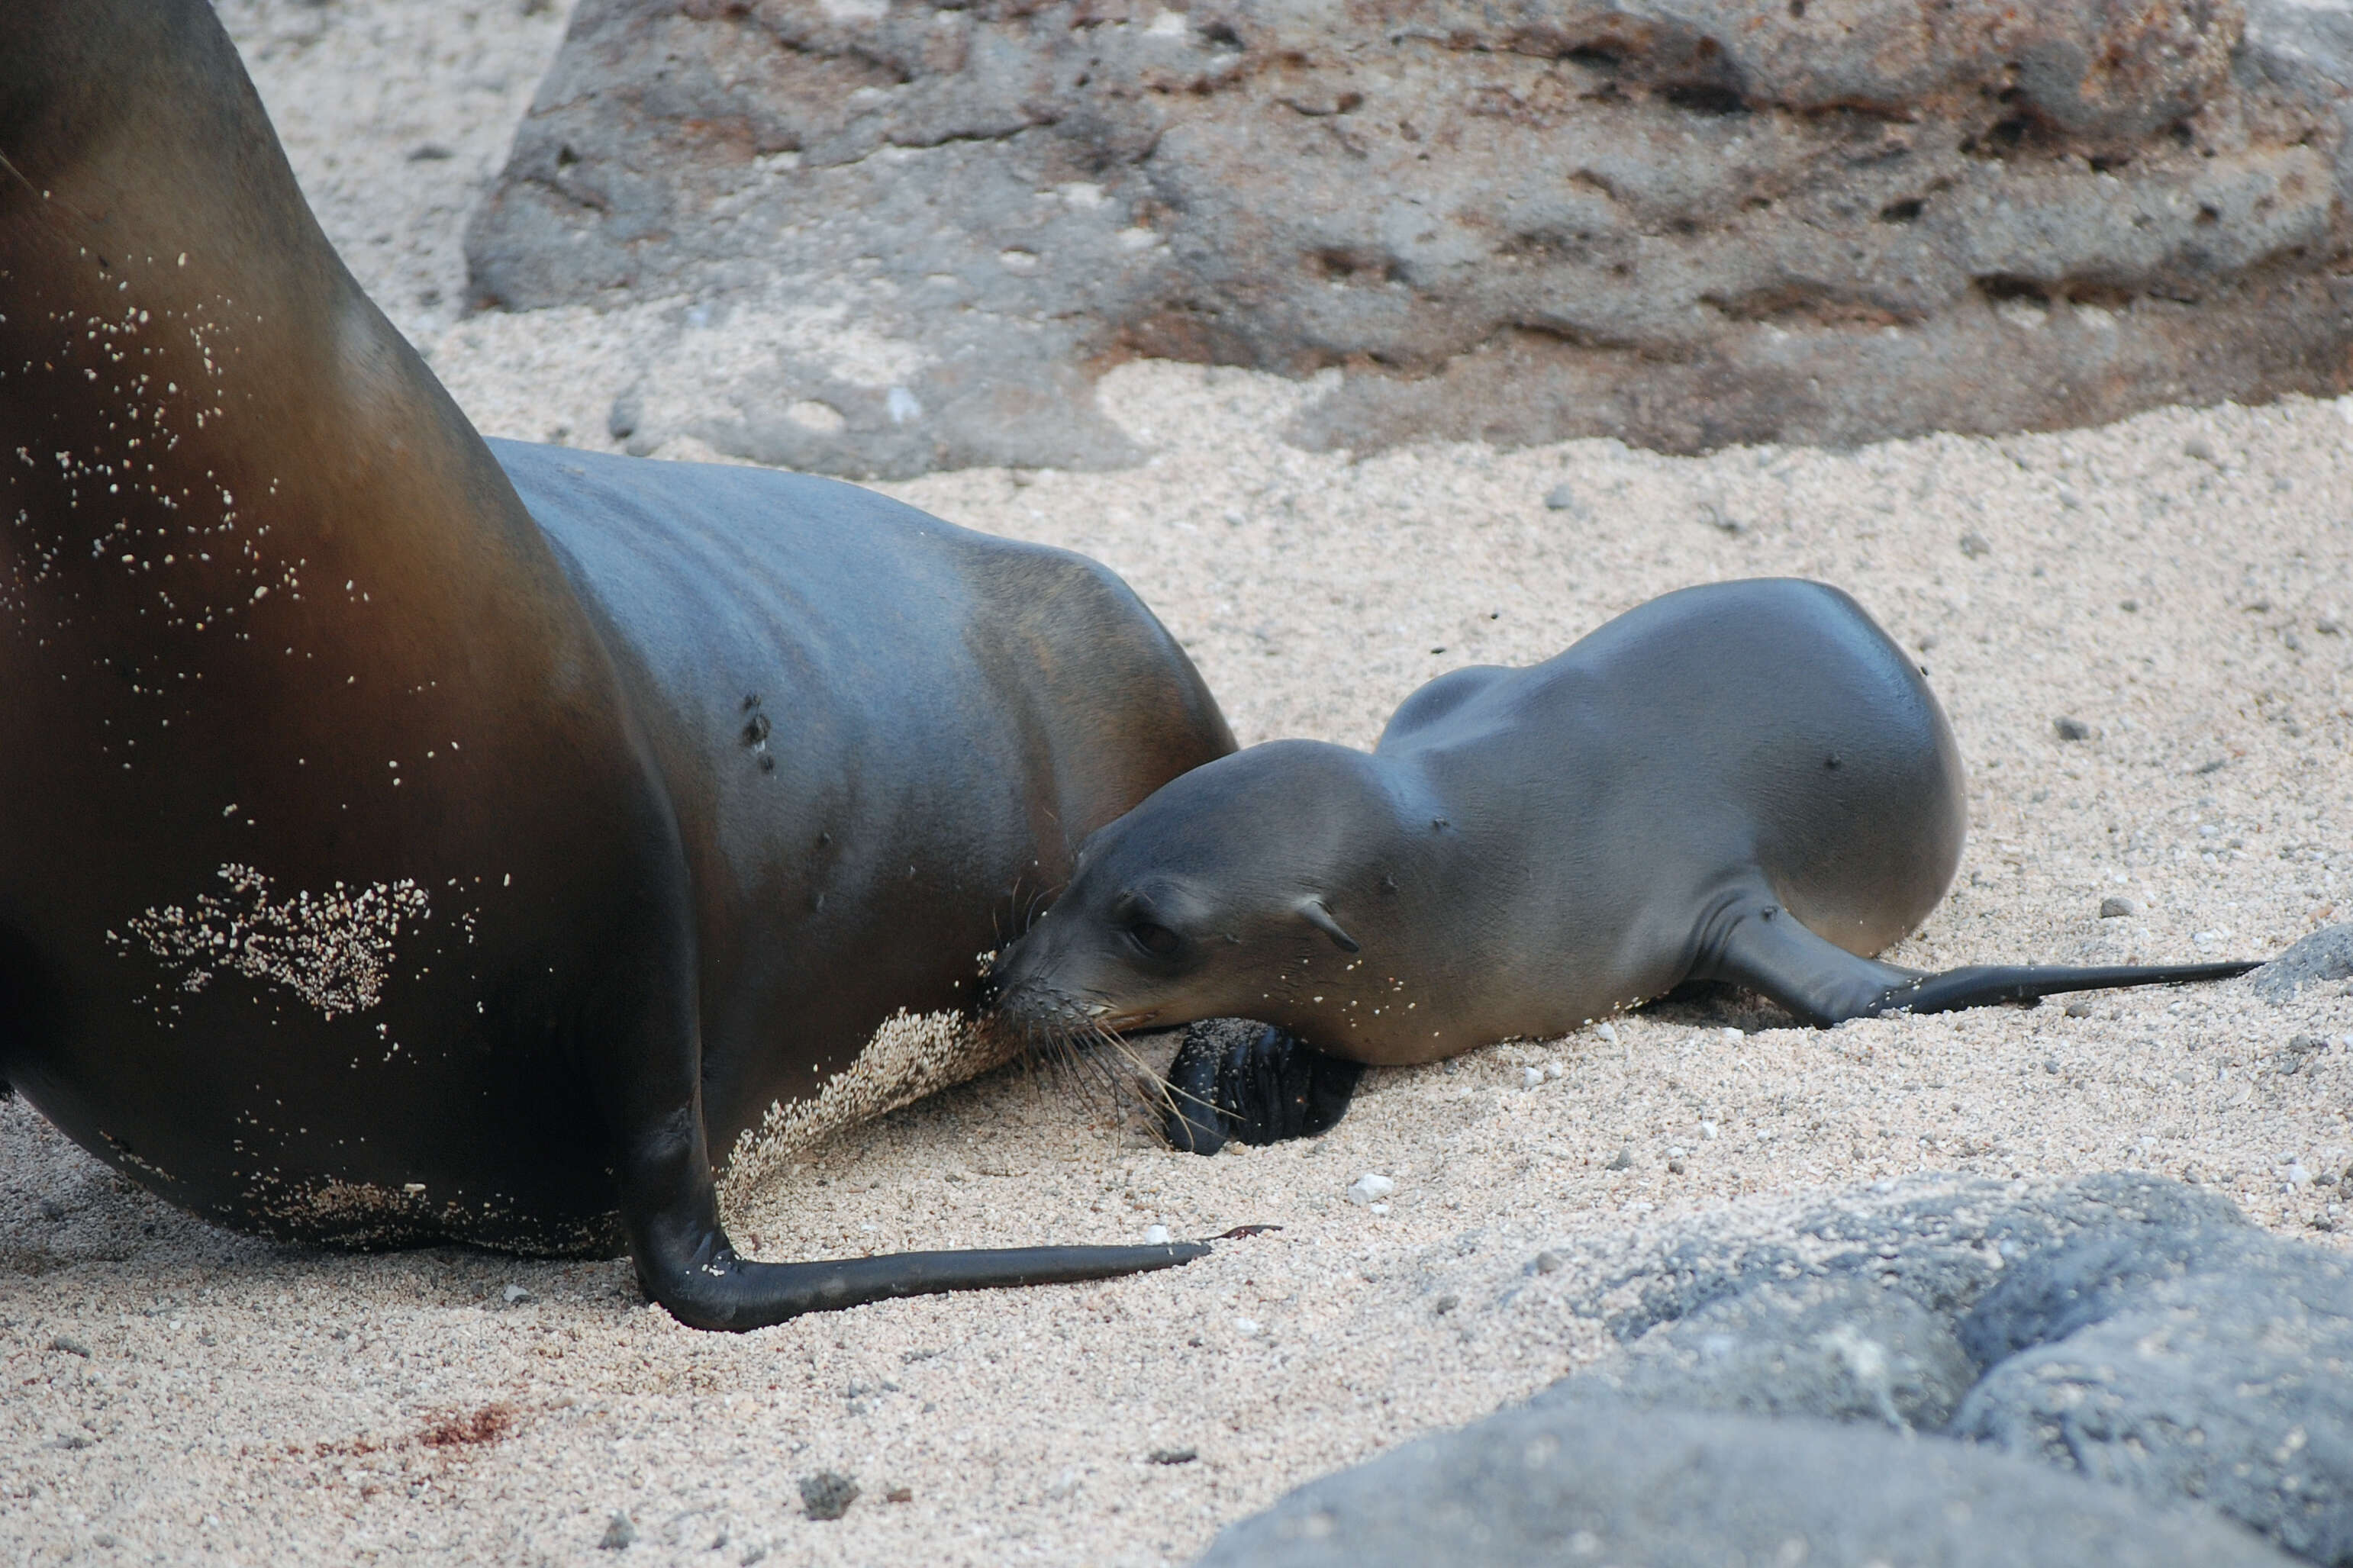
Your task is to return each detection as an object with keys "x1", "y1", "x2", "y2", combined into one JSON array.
[
  {"x1": 0, "y1": 0, "x2": 1232, "y2": 1327},
  {"x1": 990, "y1": 580, "x2": 2255, "y2": 1149}
]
